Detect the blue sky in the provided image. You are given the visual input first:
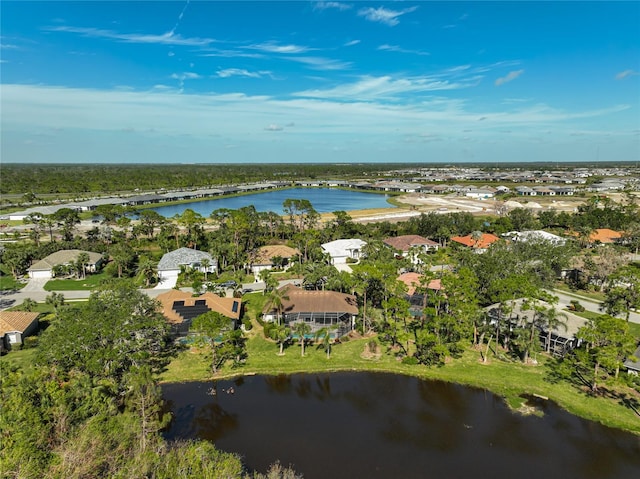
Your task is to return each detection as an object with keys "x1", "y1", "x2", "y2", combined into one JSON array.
[{"x1": 1, "y1": 1, "x2": 639, "y2": 164}]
